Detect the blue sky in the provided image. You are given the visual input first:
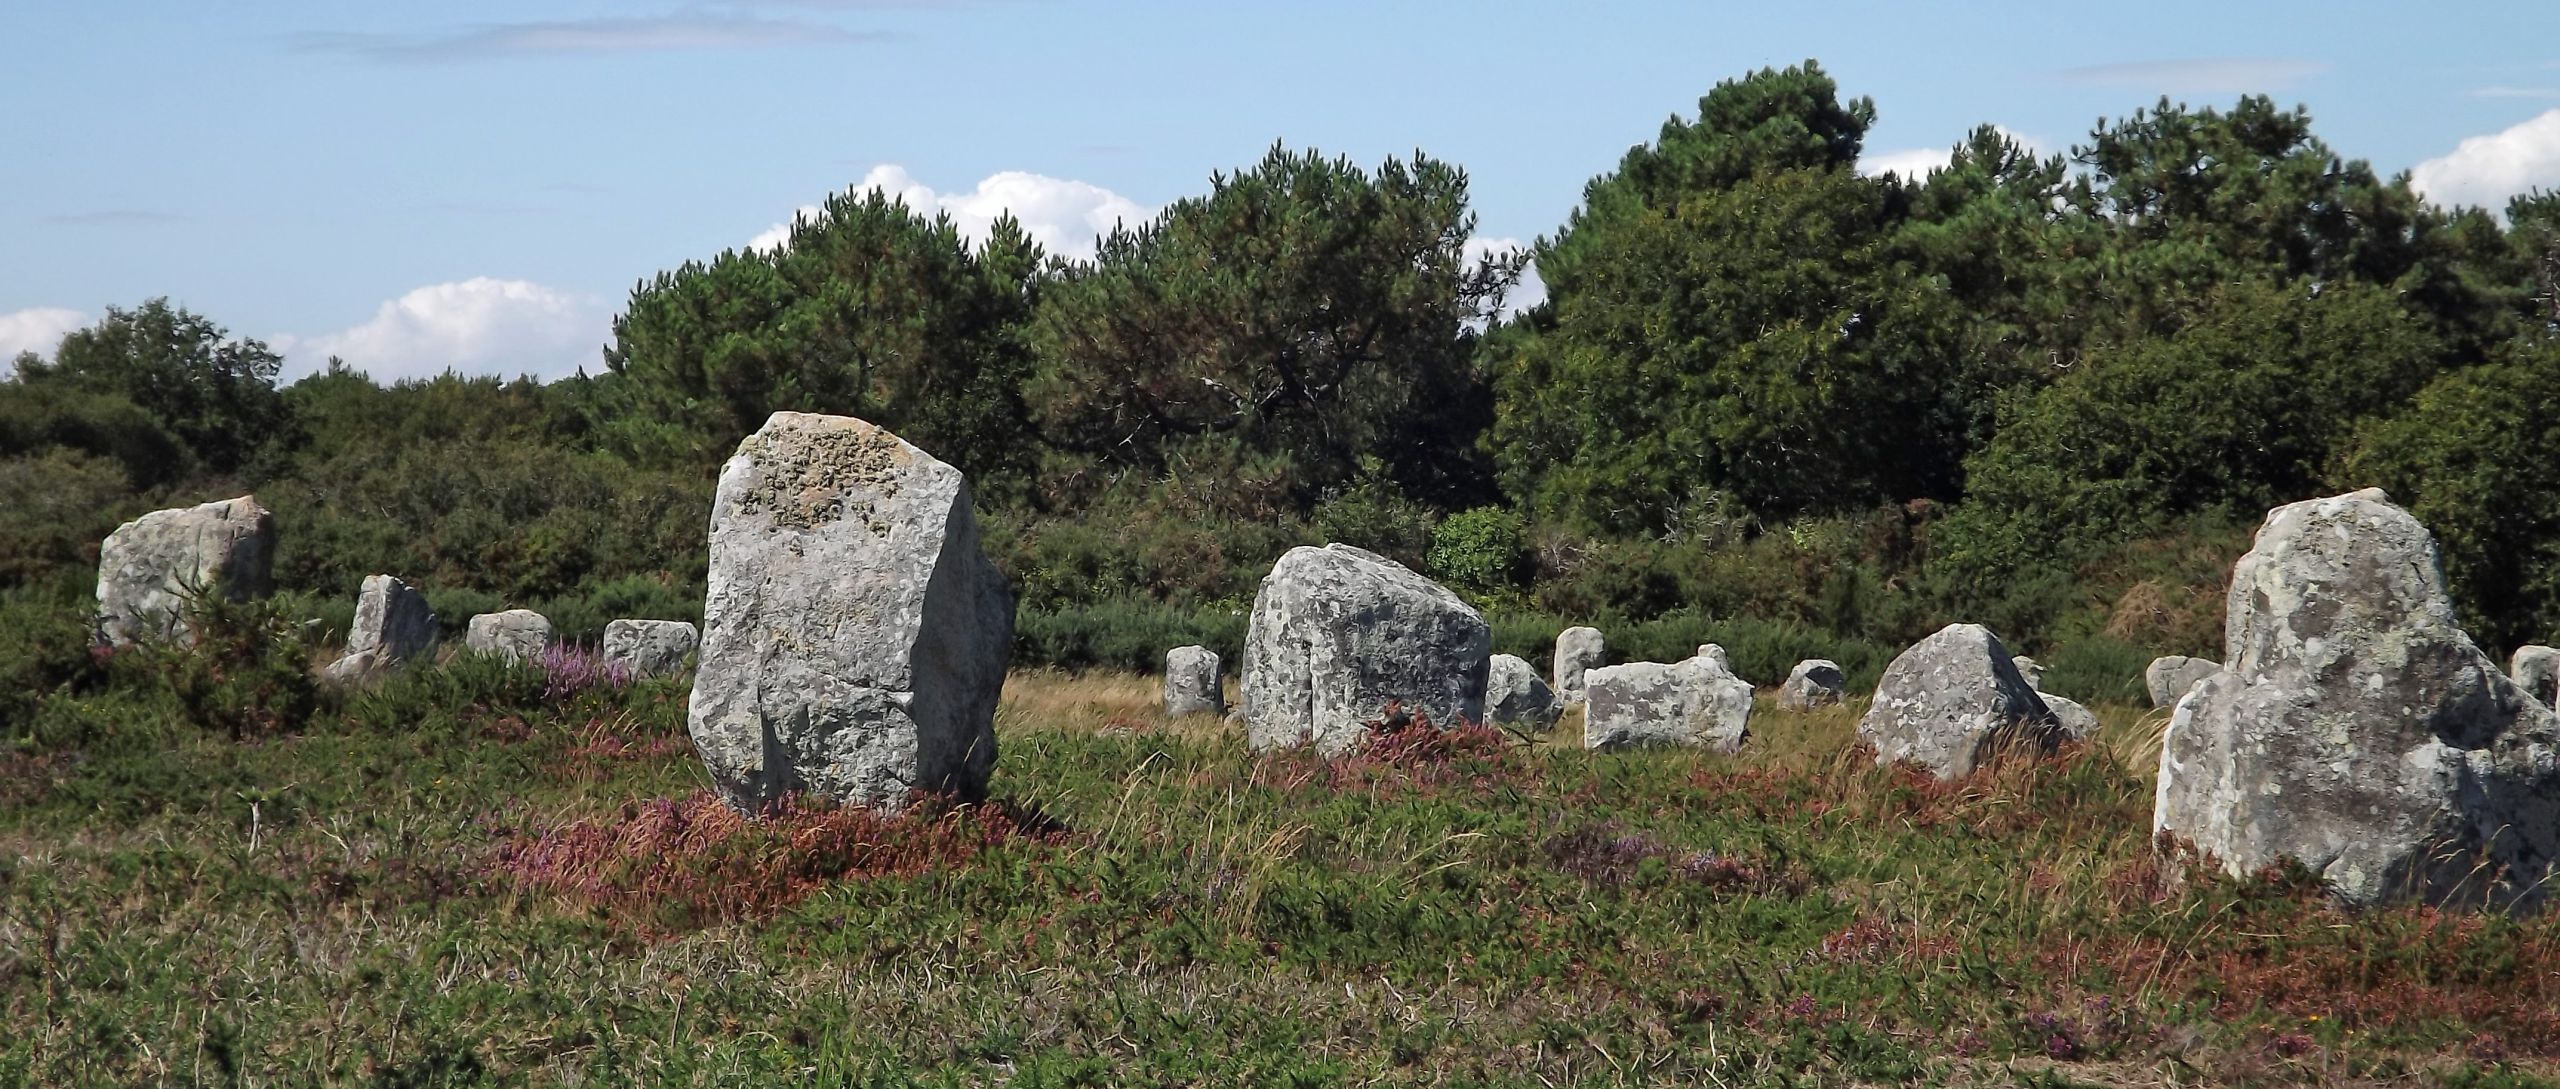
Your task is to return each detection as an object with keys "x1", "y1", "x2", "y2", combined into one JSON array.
[{"x1": 5, "y1": 1, "x2": 2557, "y2": 381}]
